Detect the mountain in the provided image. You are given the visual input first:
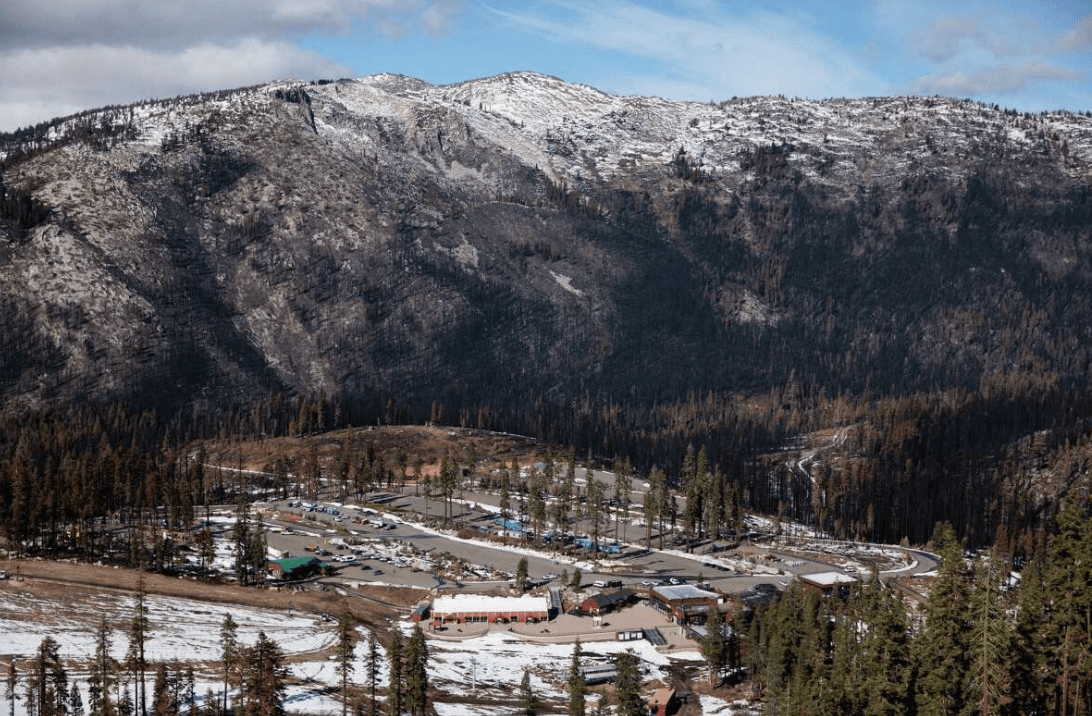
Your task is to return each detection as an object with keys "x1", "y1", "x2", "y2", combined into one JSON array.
[{"x1": 2, "y1": 71, "x2": 1092, "y2": 423}]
